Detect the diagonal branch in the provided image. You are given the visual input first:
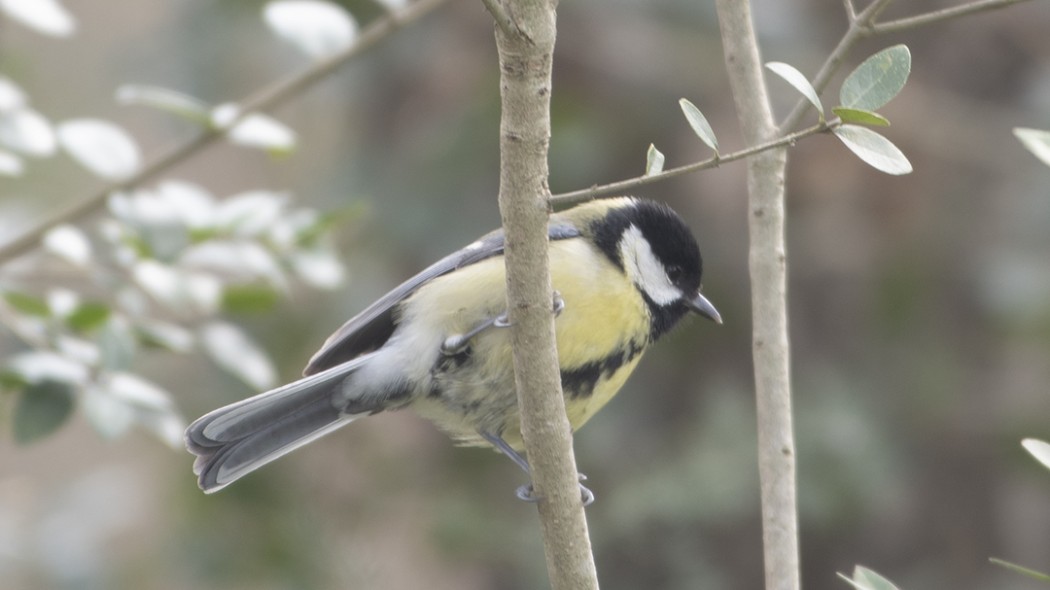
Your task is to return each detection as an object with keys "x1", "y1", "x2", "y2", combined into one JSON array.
[
  {"x1": 865, "y1": 0, "x2": 1032, "y2": 35},
  {"x1": 779, "y1": 0, "x2": 897, "y2": 131},
  {"x1": 781, "y1": 0, "x2": 1034, "y2": 131},
  {"x1": 550, "y1": 121, "x2": 833, "y2": 207},
  {"x1": 0, "y1": 0, "x2": 448, "y2": 266}
]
